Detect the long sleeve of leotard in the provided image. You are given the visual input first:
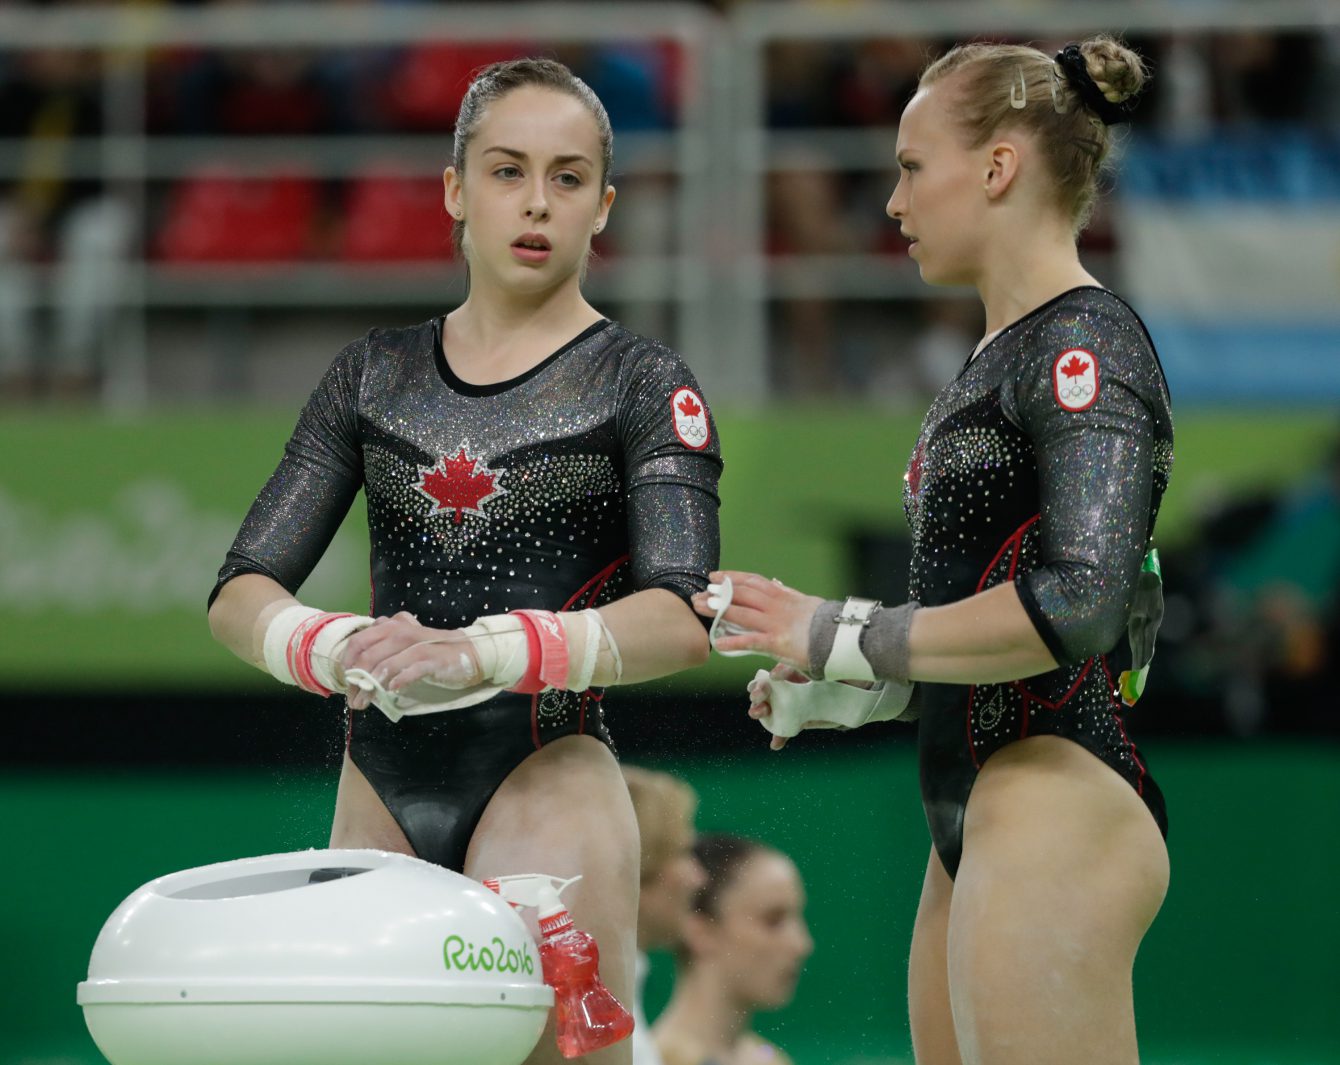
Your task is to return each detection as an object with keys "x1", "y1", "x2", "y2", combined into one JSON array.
[
  {"x1": 1002, "y1": 300, "x2": 1172, "y2": 666},
  {"x1": 208, "y1": 336, "x2": 367, "y2": 607},
  {"x1": 616, "y1": 342, "x2": 723, "y2": 608}
]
